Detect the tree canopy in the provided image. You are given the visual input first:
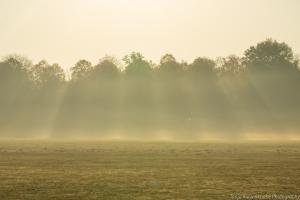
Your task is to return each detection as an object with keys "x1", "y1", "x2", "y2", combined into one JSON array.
[{"x1": 0, "y1": 39, "x2": 299, "y2": 138}]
